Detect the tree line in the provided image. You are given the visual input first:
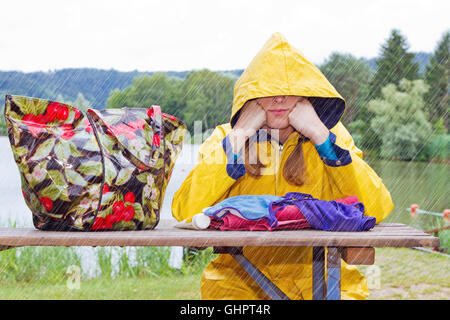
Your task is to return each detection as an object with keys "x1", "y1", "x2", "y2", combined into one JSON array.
[
  {"x1": 106, "y1": 29, "x2": 449, "y2": 161},
  {"x1": 1, "y1": 29, "x2": 448, "y2": 161}
]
